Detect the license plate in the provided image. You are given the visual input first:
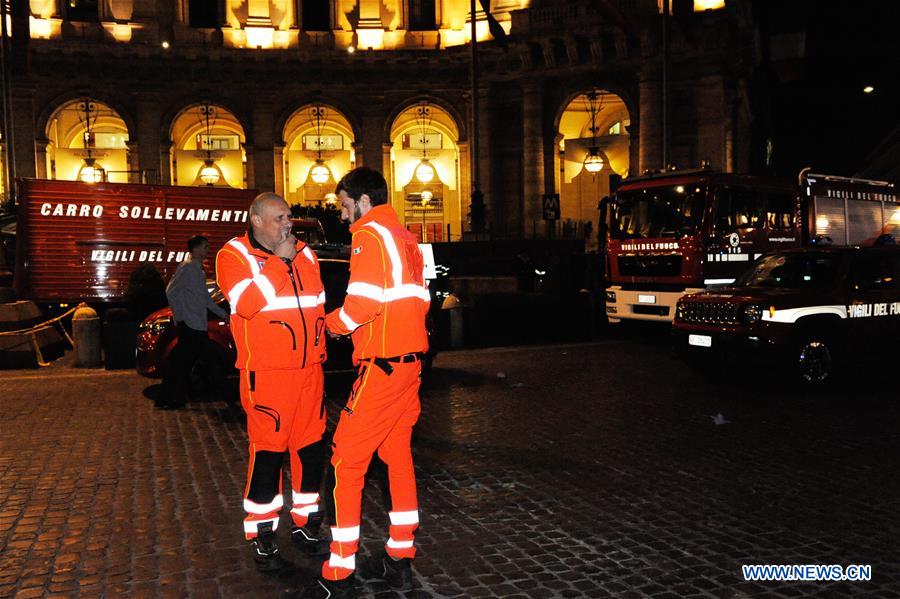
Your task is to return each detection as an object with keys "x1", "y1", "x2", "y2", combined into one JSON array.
[
  {"x1": 638, "y1": 294, "x2": 656, "y2": 304},
  {"x1": 688, "y1": 334, "x2": 712, "y2": 348}
]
